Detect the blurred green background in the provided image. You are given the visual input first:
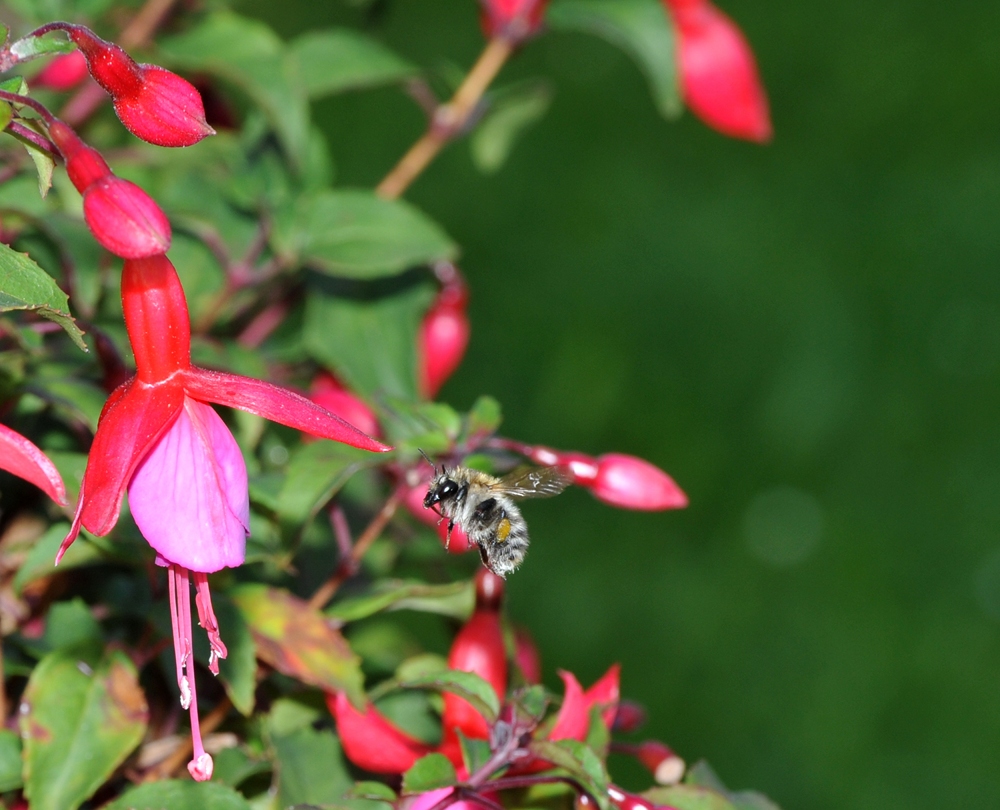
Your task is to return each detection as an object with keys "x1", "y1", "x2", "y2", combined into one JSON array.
[{"x1": 240, "y1": 2, "x2": 1000, "y2": 807}]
